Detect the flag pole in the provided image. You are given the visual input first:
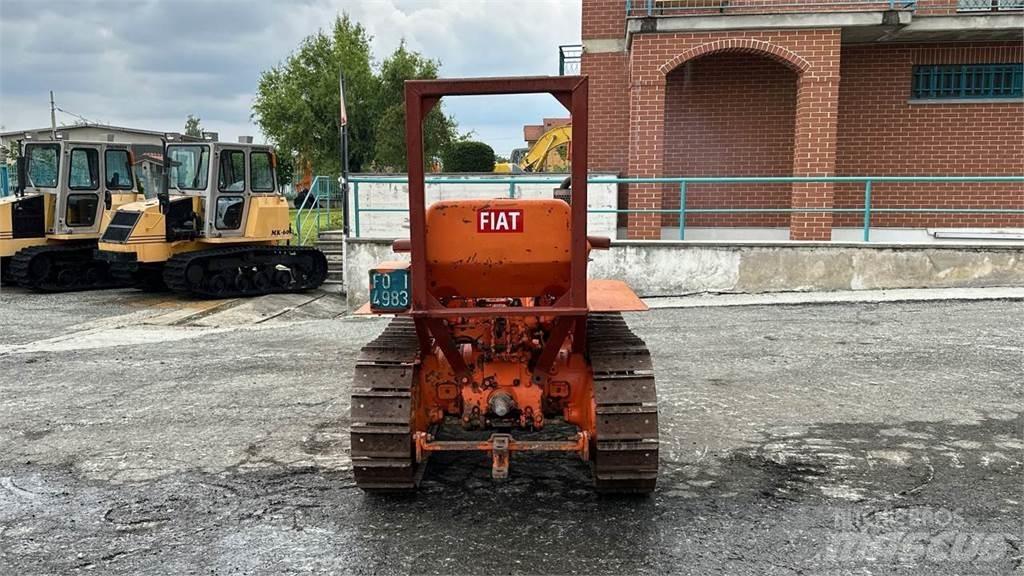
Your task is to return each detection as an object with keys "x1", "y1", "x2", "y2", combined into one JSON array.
[
  {"x1": 338, "y1": 67, "x2": 350, "y2": 298},
  {"x1": 339, "y1": 69, "x2": 350, "y2": 237}
]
